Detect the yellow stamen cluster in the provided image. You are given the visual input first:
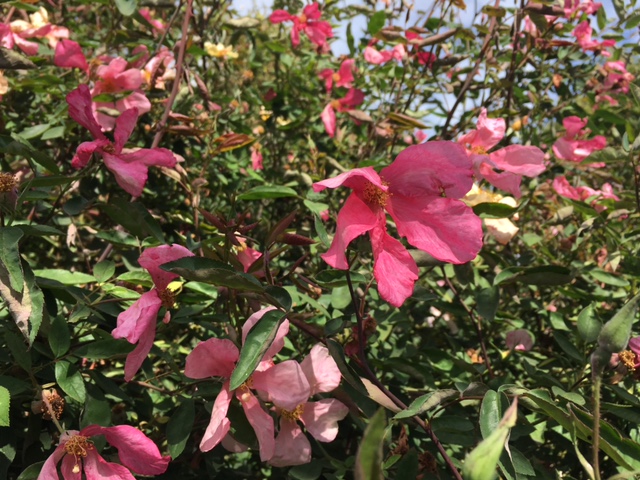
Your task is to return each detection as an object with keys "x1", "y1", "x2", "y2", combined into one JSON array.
[
  {"x1": 299, "y1": 14, "x2": 308, "y2": 23},
  {"x1": 64, "y1": 435, "x2": 93, "y2": 473},
  {"x1": 158, "y1": 289, "x2": 176, "y2": 309},
  {"x1": 363, "y1": 181, "x2": 390, "y2": 207},
  {"x1": 281, "y1": 404, "x2": 305, "y2": 421},
  {"x1": 619, "y1": 350, "x2": 636, "y2": 371},
  {"x1": 471, "y1": 145, "x2": 488, "y2": 155},
  {"x1": 102, "y1": 143, "x2": 116, "y2": 154},
  {"x1": 0, "y1": 173, "x2": 17, "y2": 192},
  {"x1": 332, "y1": 72, "x2": 341, "y2": 82}
]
